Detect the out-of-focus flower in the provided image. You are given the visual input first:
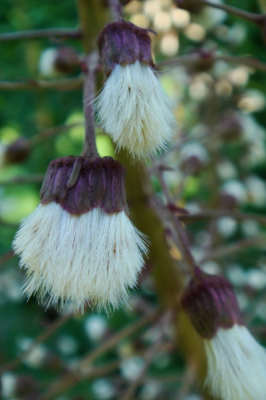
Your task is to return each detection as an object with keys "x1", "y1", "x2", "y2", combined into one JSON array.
[
  {"x1": 182, "y1": 267, "x2": 266, "y2": 400},
  {"x1": 120, "y1": 356, "x2": 145, "y2": 380},
  {"x1": 13, "y1": 156, "x2": 148, "y2": 313},
  {"x1": 91, "y1": 378, "x2": 116, "y2": 399},
  {"x1": 85, "y1": 314, "x2": 108, "y2": 341},
  {"x1": 179, "y1": 142, "x2": 209, "y2": 174},
  {"x1": 96, "y1": 21, "x2": 176, "y2": 159},
  {"x1": 0, "y1": 138, "x2": 30, "y2": 168},
  {"x1": 220, "y1": 180, "x2": 247, "y2": 209},
  {"x1": 39, "y1": 47, "x2": 80, "y2": 77}
]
